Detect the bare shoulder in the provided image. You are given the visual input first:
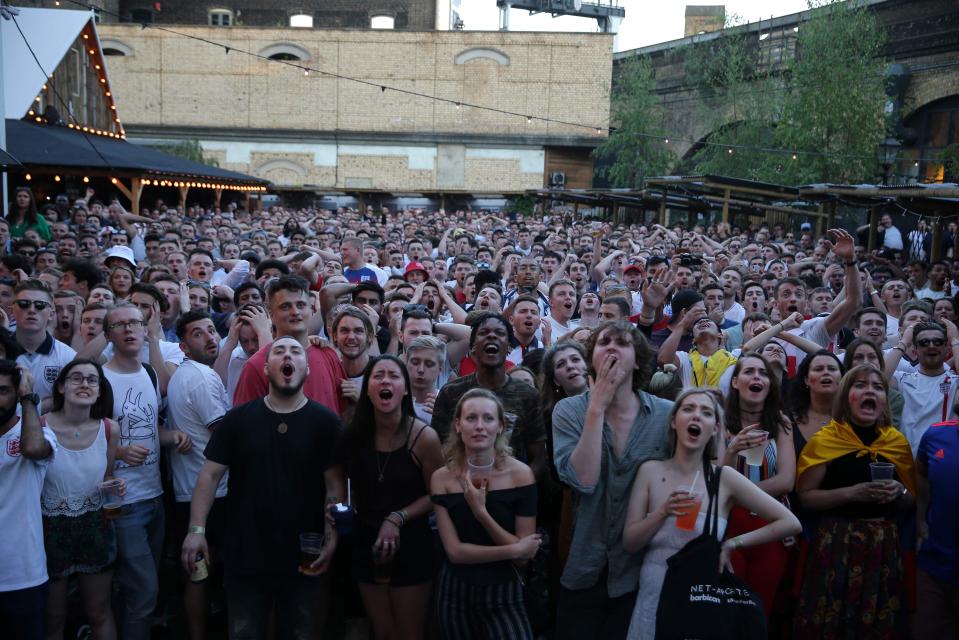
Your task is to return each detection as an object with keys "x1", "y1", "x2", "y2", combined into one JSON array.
[
  {"x1": 505, "y1": 457, "x2": 535, "y2": 485},
  {"x1": 430, "y1": 464, "x2": 455, "y2": 493}
]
